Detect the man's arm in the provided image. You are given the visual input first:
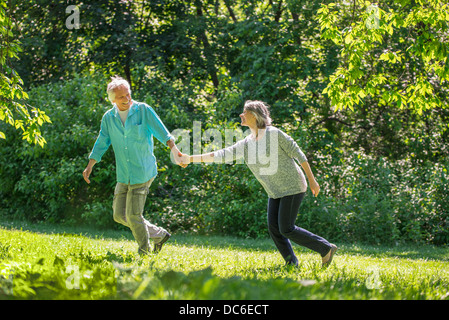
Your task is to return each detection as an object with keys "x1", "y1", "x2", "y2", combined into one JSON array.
[
  {"x1": 189, "y1": 153, "x2": 215, "y2": 163},
  {"x1": 84, "y1": 114, "x2": 110, "y2": 184}
]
